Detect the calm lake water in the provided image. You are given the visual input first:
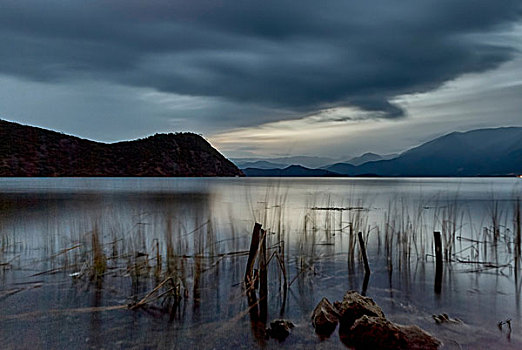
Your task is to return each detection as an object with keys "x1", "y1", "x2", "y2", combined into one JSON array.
[{"x1": 0, "y1": 177, "x2": 521, "y2": 349}]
